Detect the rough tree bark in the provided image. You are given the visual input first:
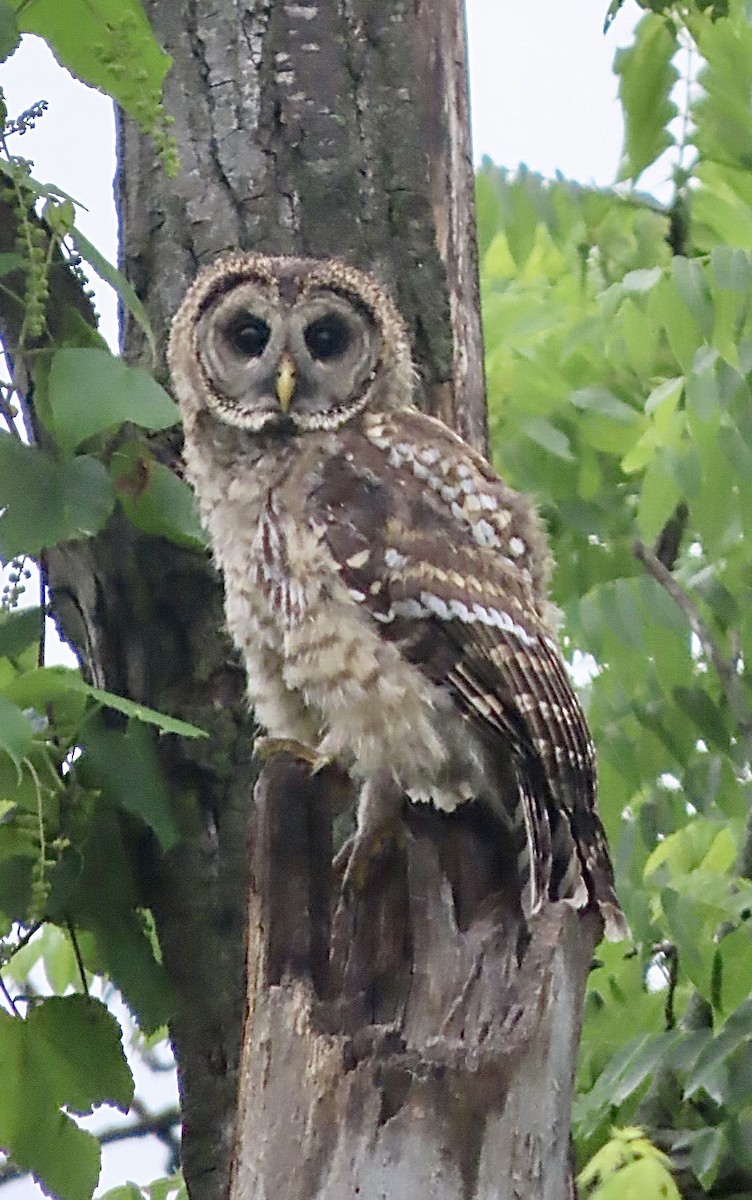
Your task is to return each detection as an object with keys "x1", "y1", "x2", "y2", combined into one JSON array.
[{"x1": 37, "y1": 2, "x2": 599, "y2": 1198}]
